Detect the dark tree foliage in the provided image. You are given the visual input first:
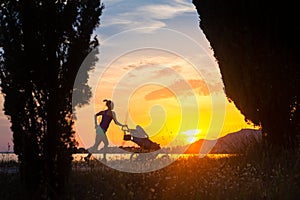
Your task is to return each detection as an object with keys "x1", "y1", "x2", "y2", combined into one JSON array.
[
  {"x1": 193, "y1": 0, "x2": 300, "y2": 150},
  {"x1": 0, "y1": 0, "x2": 103, "y2": 198}
]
